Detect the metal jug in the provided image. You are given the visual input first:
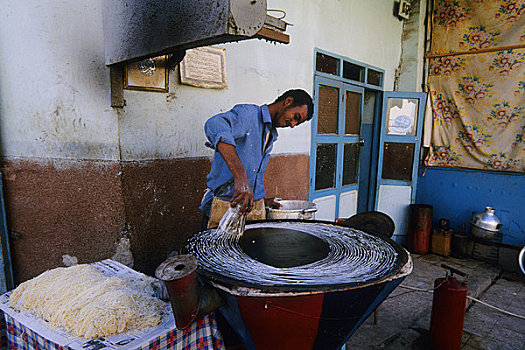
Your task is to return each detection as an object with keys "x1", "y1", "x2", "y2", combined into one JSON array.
[{"x1": 470, "y1": 207, "x2": 502, "y2": 240}]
